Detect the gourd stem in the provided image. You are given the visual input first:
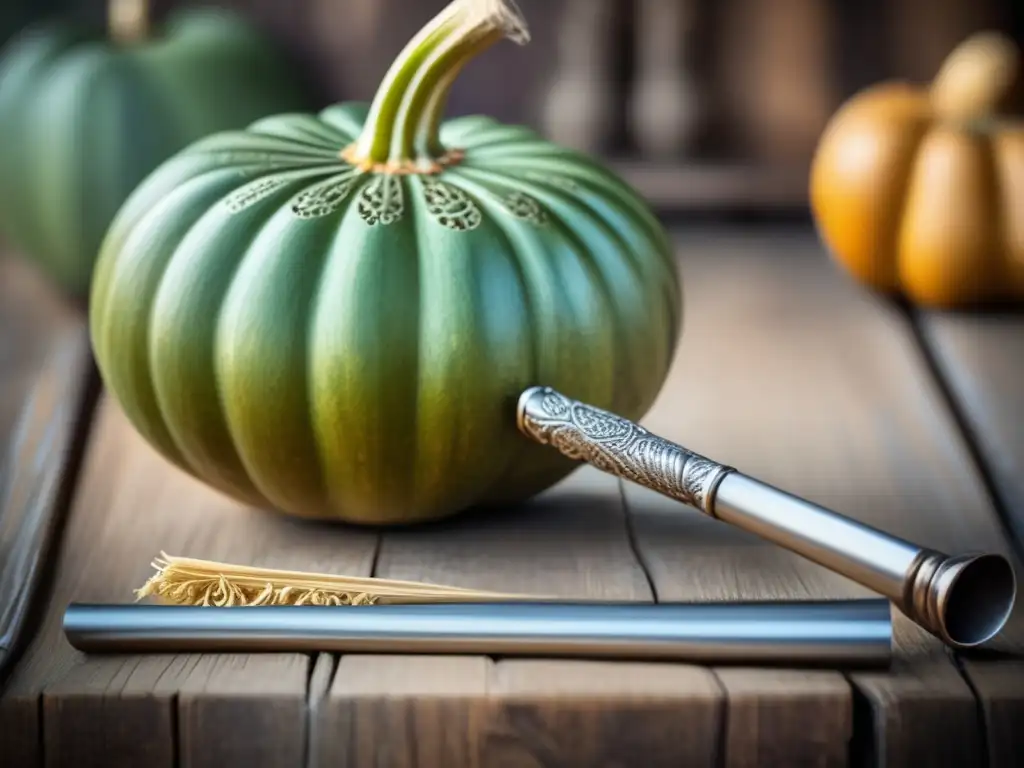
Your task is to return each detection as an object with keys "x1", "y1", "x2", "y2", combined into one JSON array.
[
  {"x1": 109, "y1": 0, "x2": 150, "y2": 44},
  {"x1": 344, "y1": 0, "x2": 530, "y2": 173},
  {"x1": 931, "y1": 31, "x2": 1019, "y2": 122}
]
